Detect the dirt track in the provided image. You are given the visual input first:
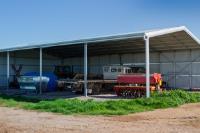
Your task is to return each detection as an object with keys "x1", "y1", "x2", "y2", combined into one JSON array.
[{"x1": 0, "y1": 103, "x2": 200, "y2": 133}]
